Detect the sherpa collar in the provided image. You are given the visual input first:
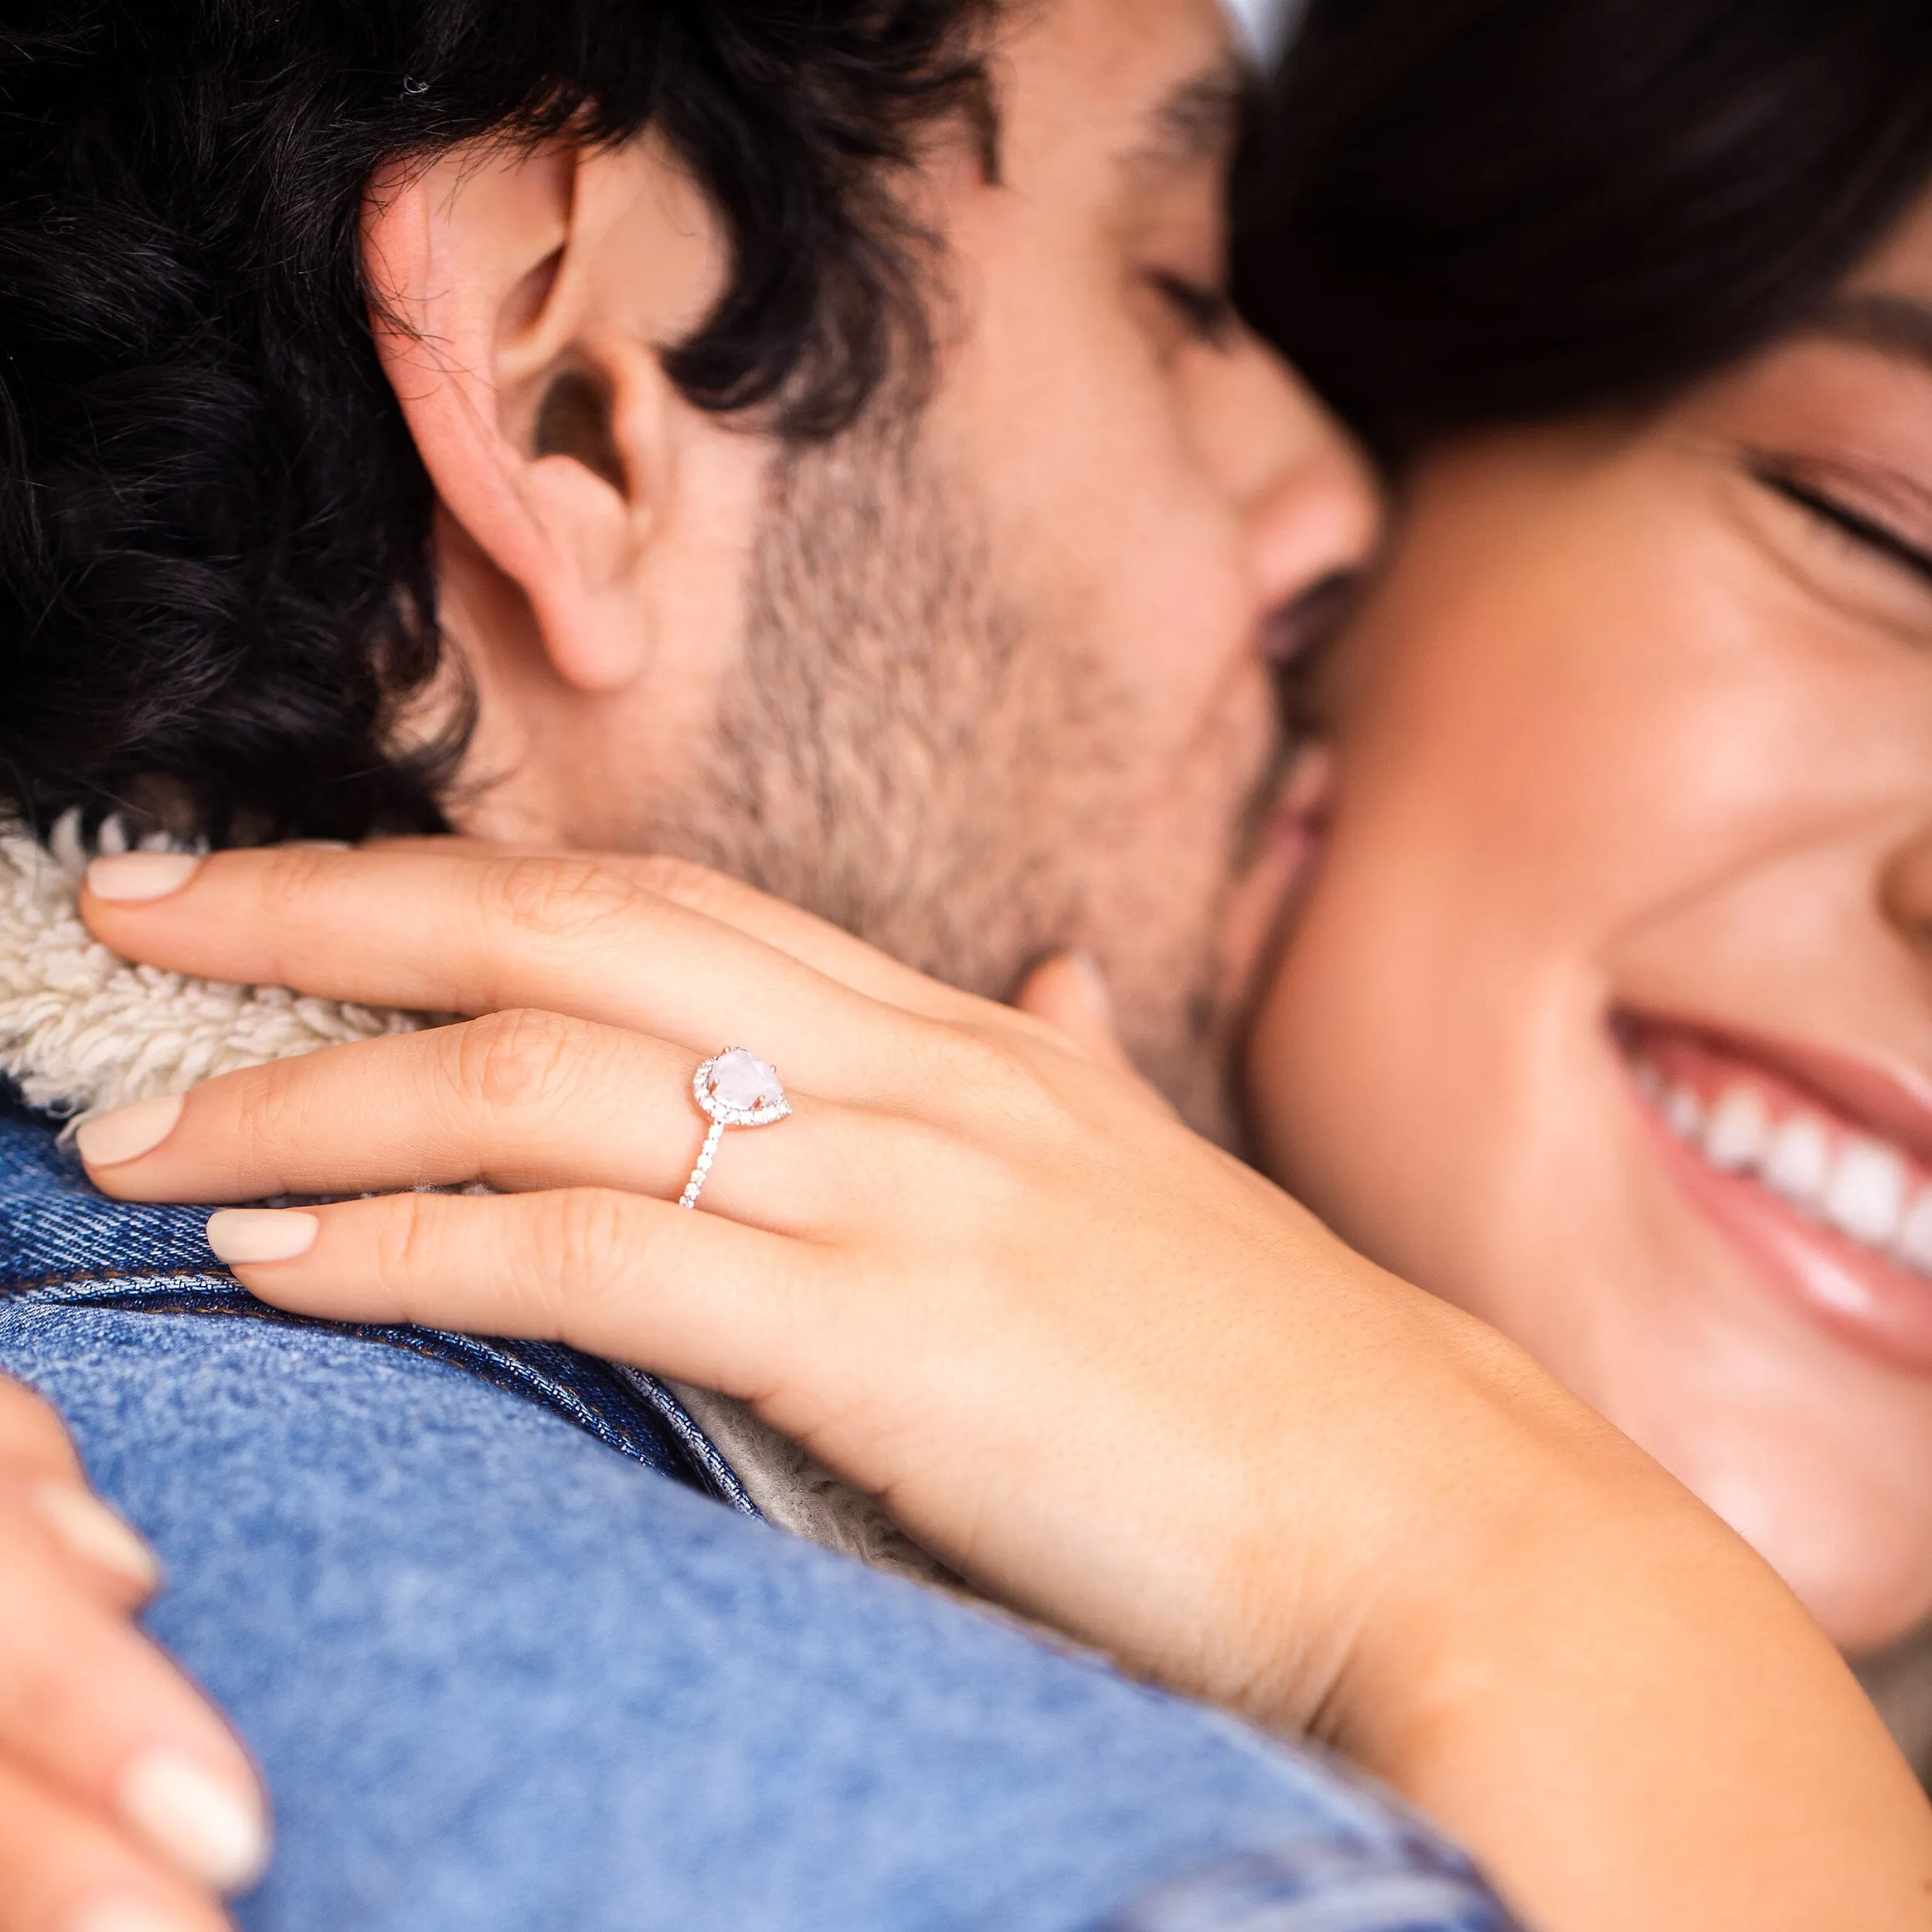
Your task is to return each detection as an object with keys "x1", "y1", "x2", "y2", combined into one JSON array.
[{"x1": 0, "y1": 818, "x2": 427, "y2": 1122}]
